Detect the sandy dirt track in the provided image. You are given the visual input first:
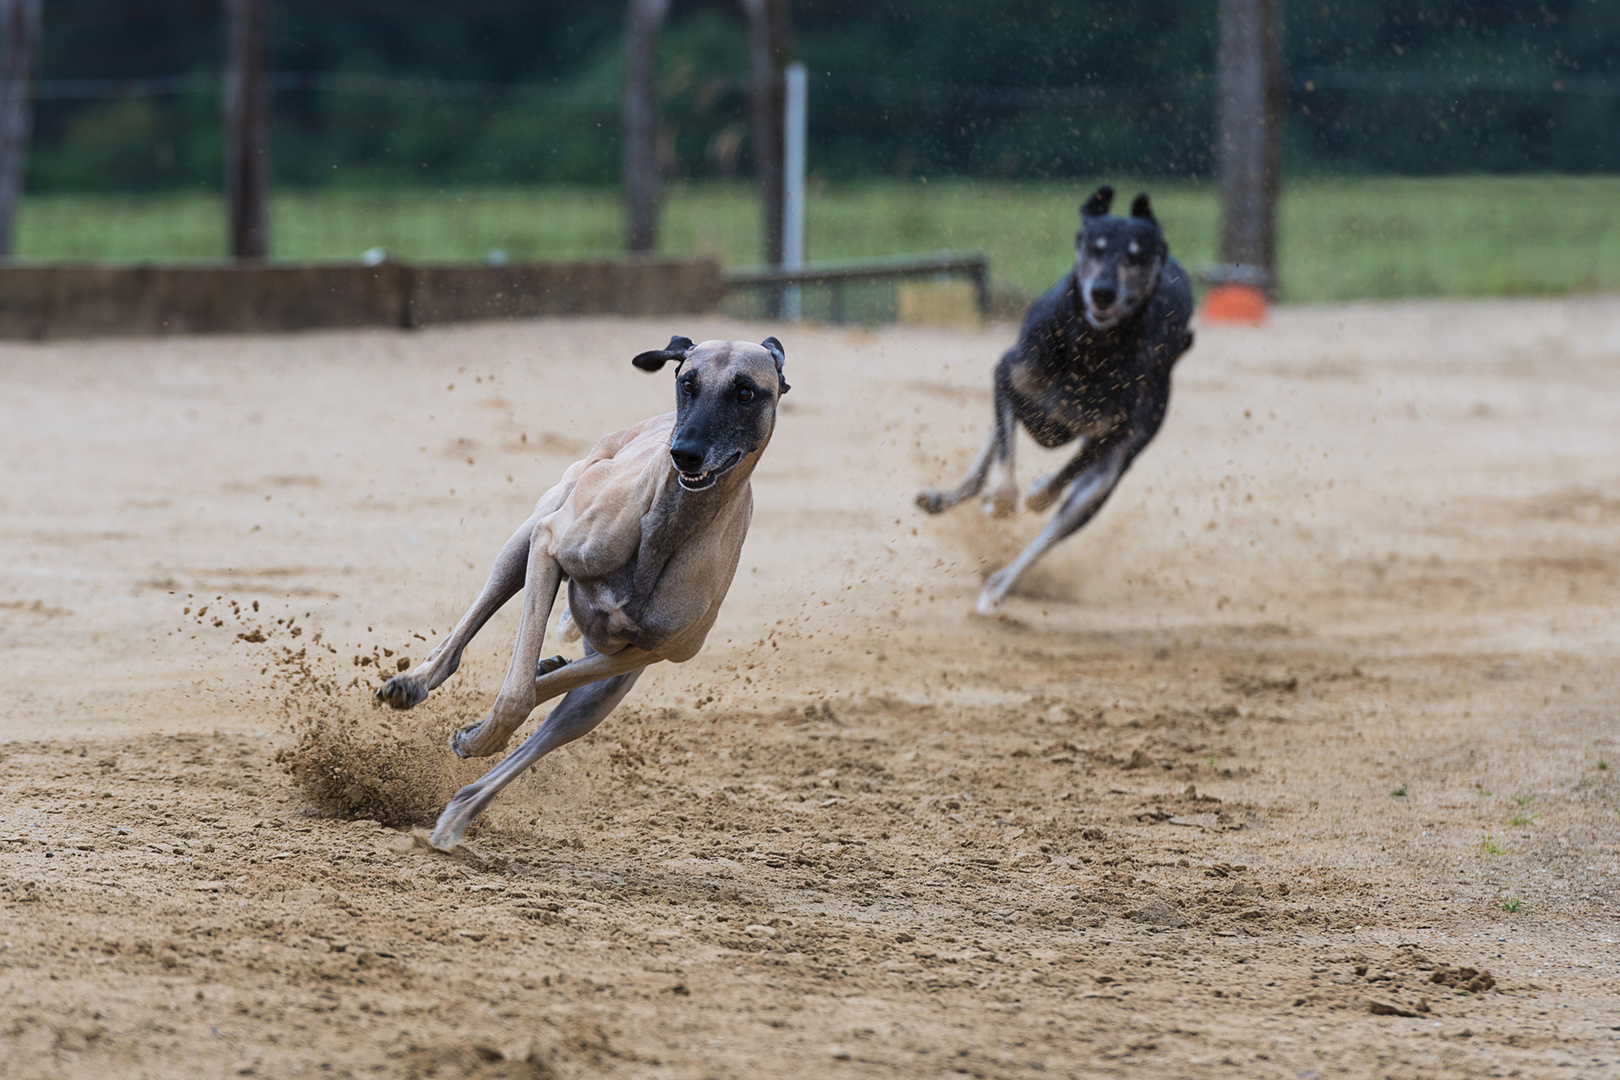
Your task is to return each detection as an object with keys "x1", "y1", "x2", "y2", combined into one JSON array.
[{"x1": 3, "y1": 300, "x2": 1620, "y2": 1078}]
